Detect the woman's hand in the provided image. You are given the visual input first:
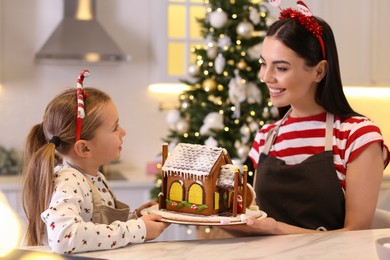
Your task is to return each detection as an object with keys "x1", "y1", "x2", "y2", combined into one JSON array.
[
  {"x1": 135, "y1": 200, "x2": 158, "y2": 217},
  {"x1": 141, "y1": 213, "x2": 170, "y2": 241},
  {"x1": 221, "y1": 217, "x2": 280, "y2": 236}
]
